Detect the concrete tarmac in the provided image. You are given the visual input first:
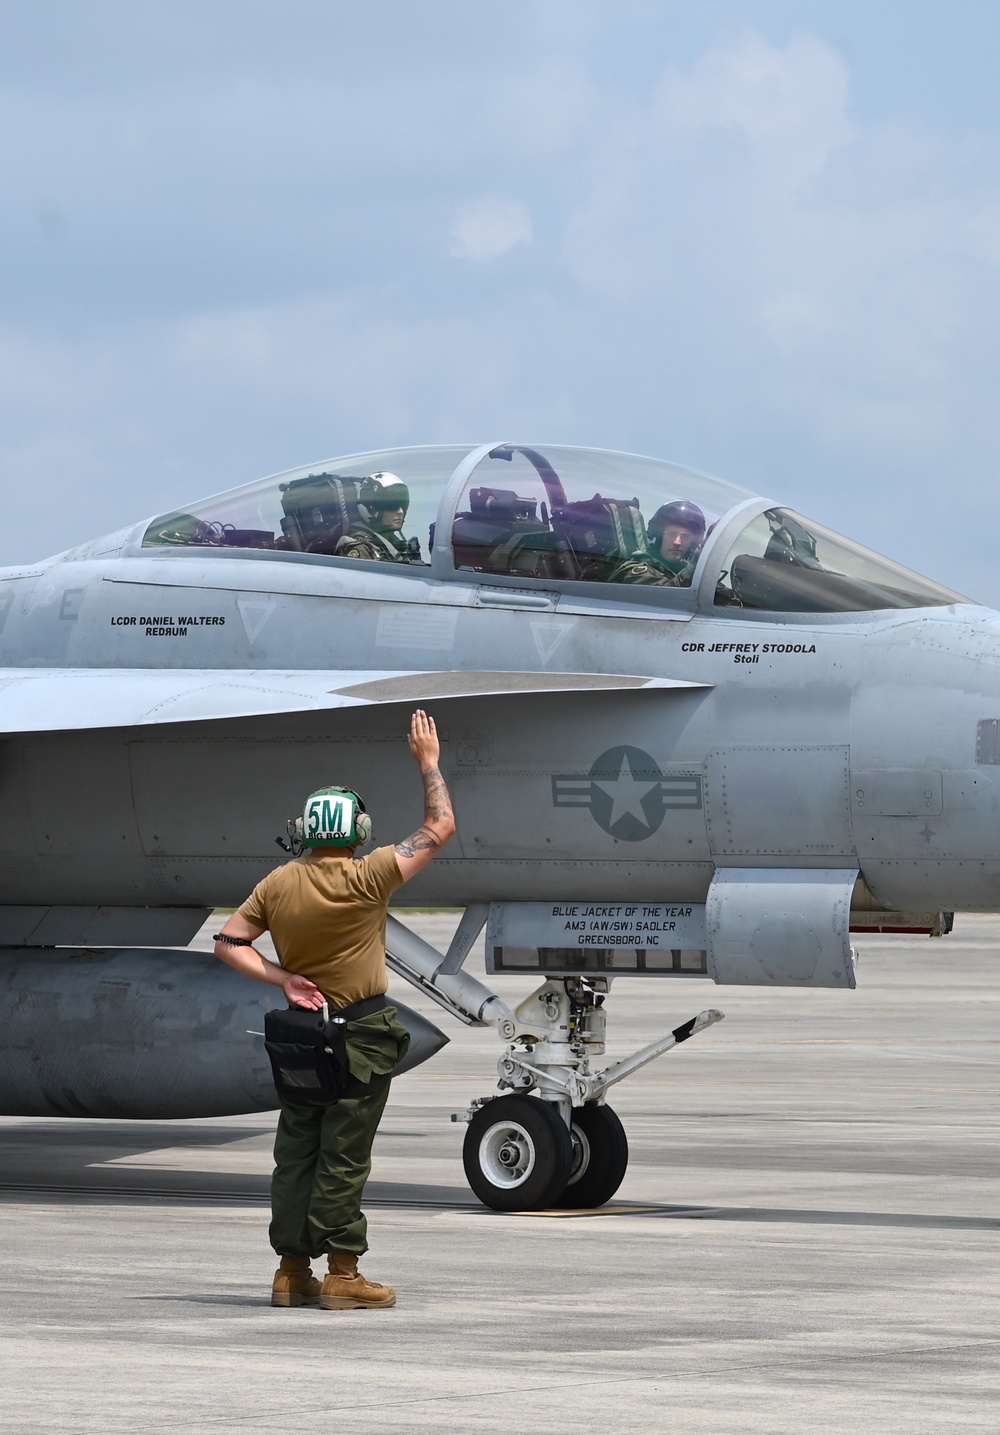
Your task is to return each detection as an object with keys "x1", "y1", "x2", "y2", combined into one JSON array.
[{"x1": 2, "y1": 914, "x2": 1000, "y2": 1433}]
